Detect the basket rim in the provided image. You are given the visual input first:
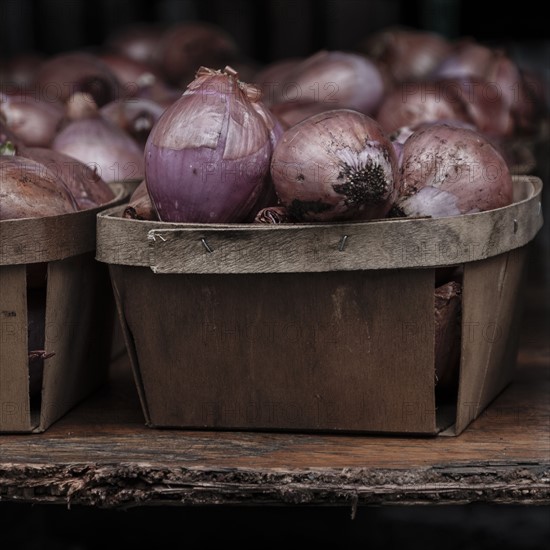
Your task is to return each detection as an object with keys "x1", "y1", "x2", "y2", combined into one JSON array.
[
  {"x1": 96, "y1": 175, "x2": 544, "y2": 273},
  {"x1": 0, "y1": 182, "x2": 130, "y2": 266}
]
